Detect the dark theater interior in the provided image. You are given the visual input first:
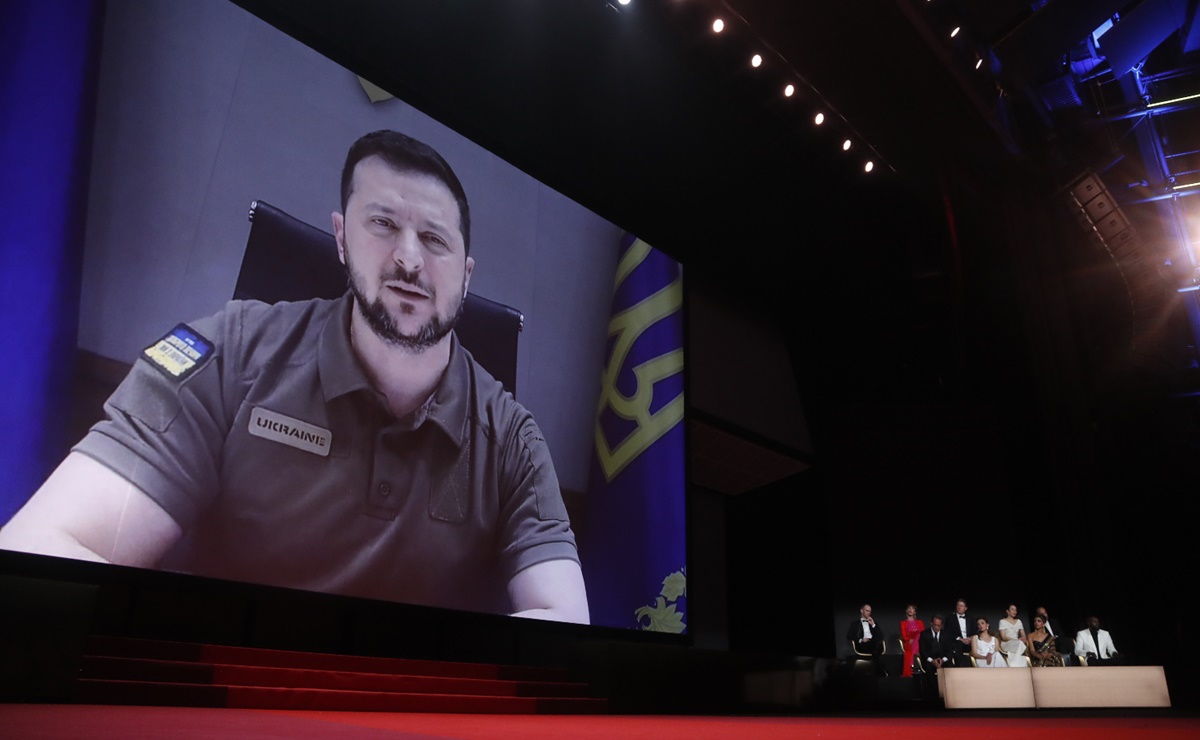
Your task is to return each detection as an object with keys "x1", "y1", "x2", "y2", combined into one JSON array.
[{"x1": 3, "y1": 0, "x2": 1200, "y2": 736}]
